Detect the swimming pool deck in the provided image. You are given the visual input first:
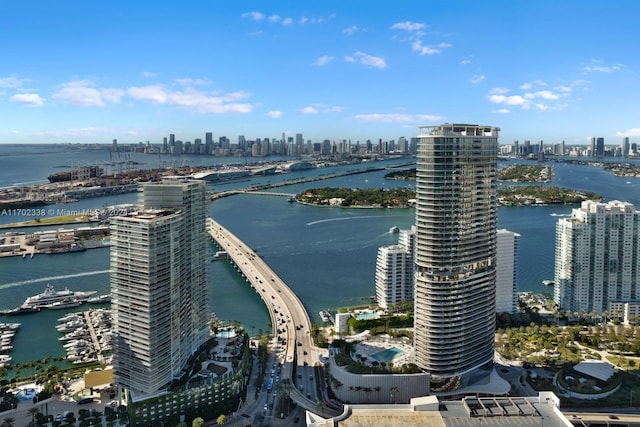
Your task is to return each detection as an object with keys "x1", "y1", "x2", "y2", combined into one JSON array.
[{"x1": 353, "y1": 334, "x2": 414, "y2": 366}]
